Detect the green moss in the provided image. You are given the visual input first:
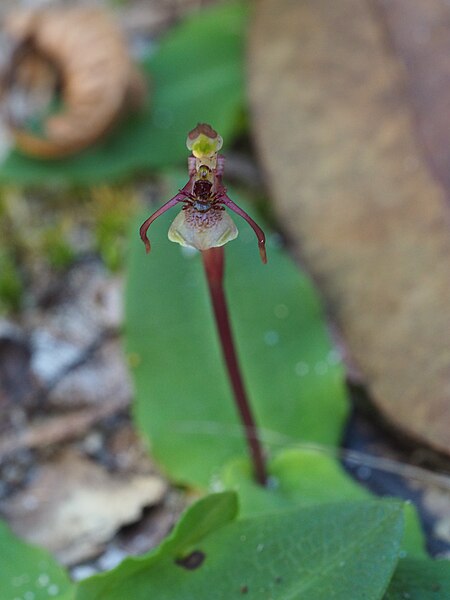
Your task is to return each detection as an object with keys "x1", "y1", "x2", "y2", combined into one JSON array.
[
  {"x1": 41, "y1": 226, "x2": 75, "y2": 270},
  {"x1": 0, "y1": 250, "x2": 23, "y2": 313},
  {"x1": 92, "y1": 185, "x2": 138, "y2": 271}
]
